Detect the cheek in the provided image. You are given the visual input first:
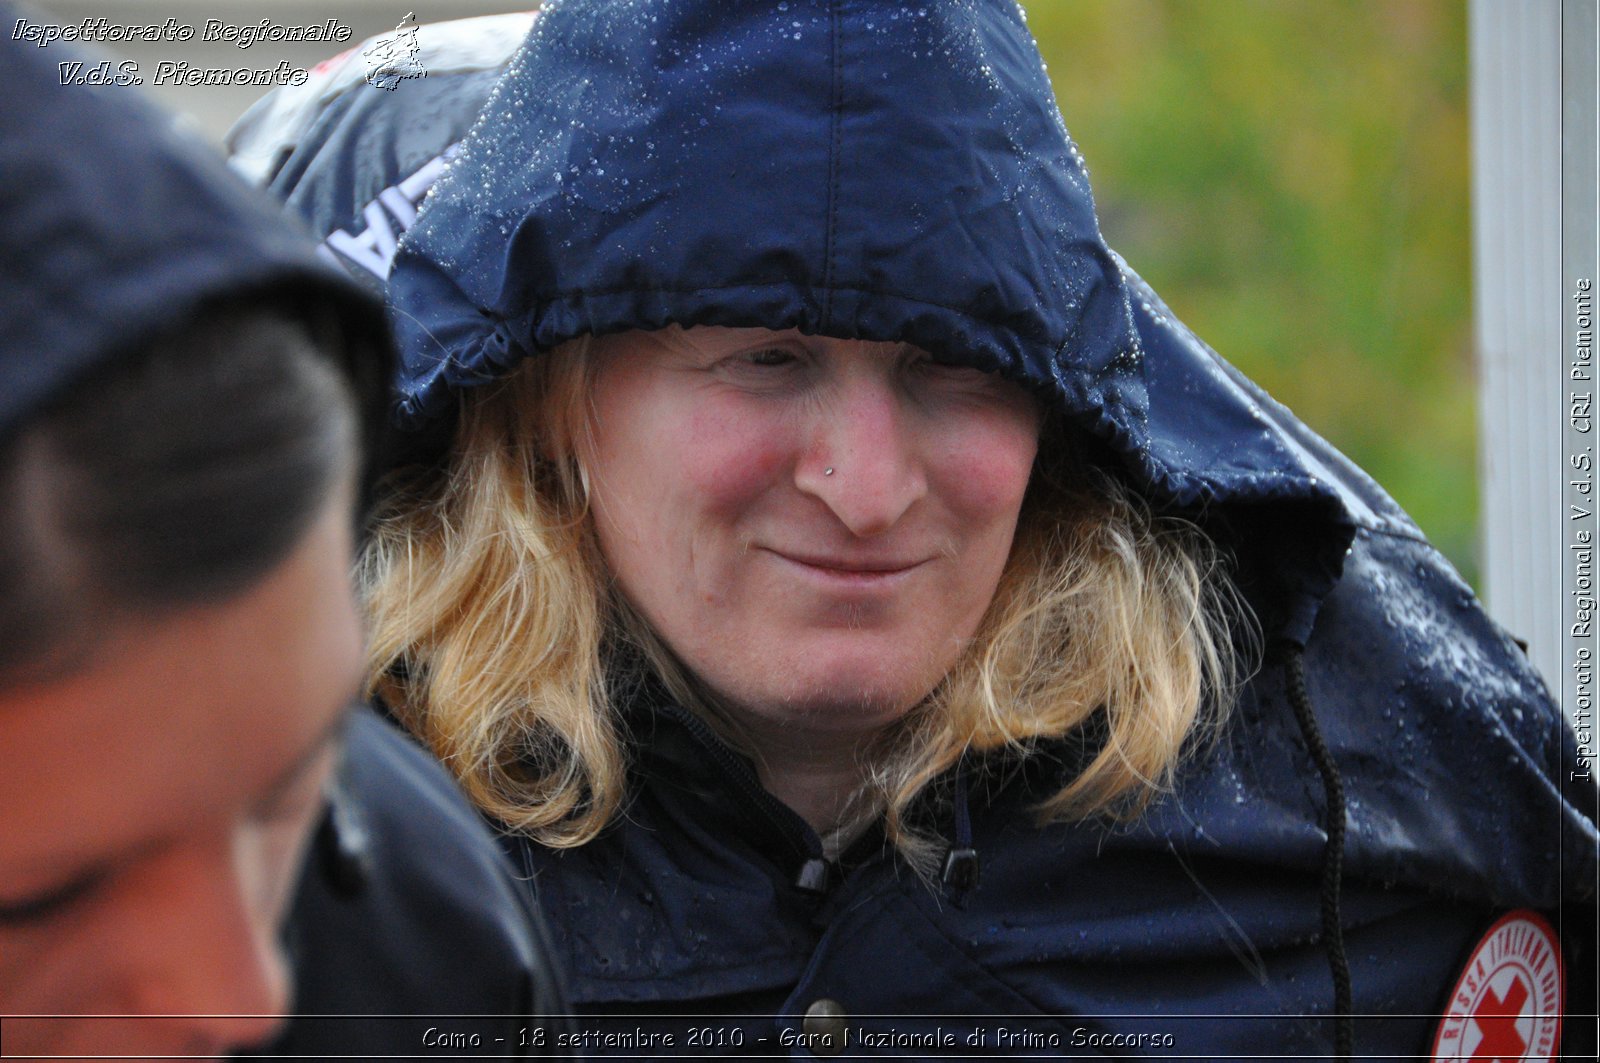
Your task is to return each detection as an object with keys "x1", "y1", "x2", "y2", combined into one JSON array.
[
  {"x1": 680, "y1": 404, "x2": 791, "y2": 506},
  {"x1": 592, "y1": 396, "x2": 793, "y2": 529},
  {"x1": 937, "y1": 413, "x2": 1040, "y2": 528},
  {"x1": 0, "y1": 919, "x2": 89, "y2": 1012},
  {"x1": 241, "y1": 811, "x2": 323, "y2": 929},
  {"x1": 587, "y1": 394, "x2": 797, "y2": 623},
  {"x1": 585, "y1": 344, "x2": 802, "y2": 529}
]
